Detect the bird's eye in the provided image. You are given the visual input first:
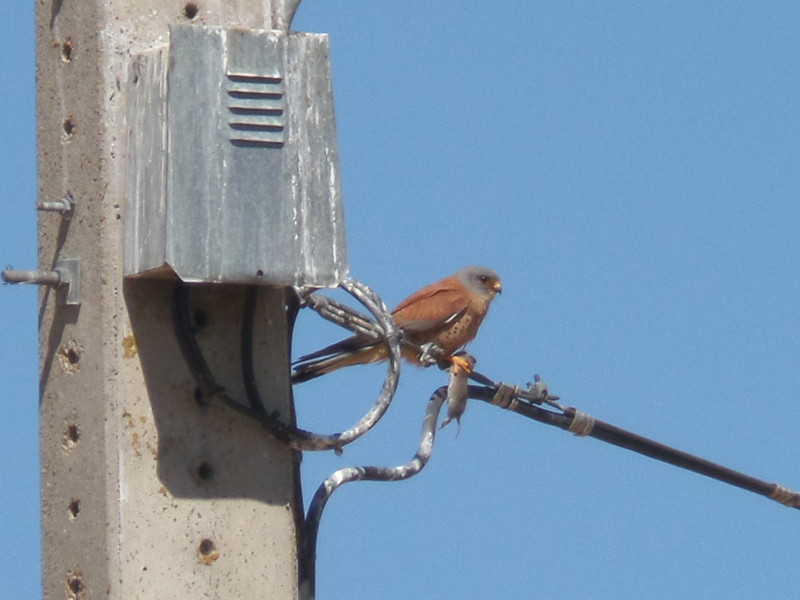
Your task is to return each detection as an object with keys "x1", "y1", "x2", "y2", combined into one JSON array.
[{"x1": 479, "y1": 275, "x2": 488, "y2": 283}]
